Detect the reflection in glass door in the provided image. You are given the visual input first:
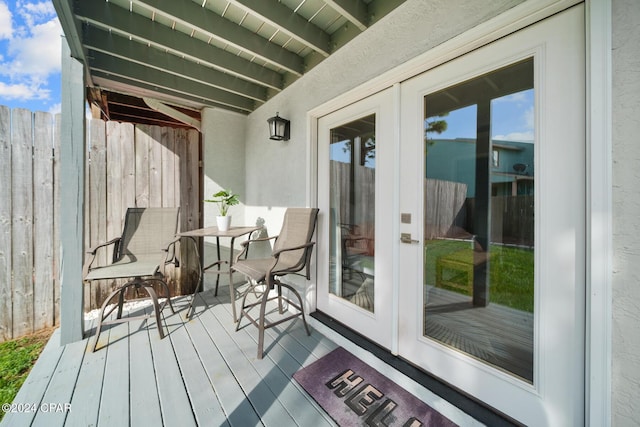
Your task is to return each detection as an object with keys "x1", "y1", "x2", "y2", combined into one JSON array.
[
  {"x1": 399, "y1": 10, "x2": 586, "y2": 423},
  {"x1": 423, "y1": 58, "x2": 535, "y2": 381},
  {"x1": 317, "y1": 87, "x2": 394, "y2": 349},
  {"x1": 329, "y1": 115, "x2": 376, "y2": 312}
]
